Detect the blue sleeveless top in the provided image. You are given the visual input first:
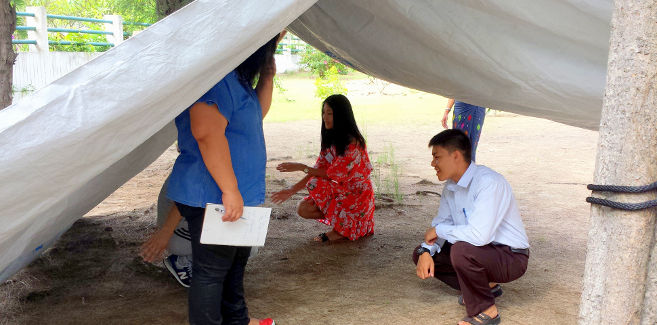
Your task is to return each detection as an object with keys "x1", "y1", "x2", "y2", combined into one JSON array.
[{"x1": 167, "y1": 71, "x2": 266, "y2": 207}]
